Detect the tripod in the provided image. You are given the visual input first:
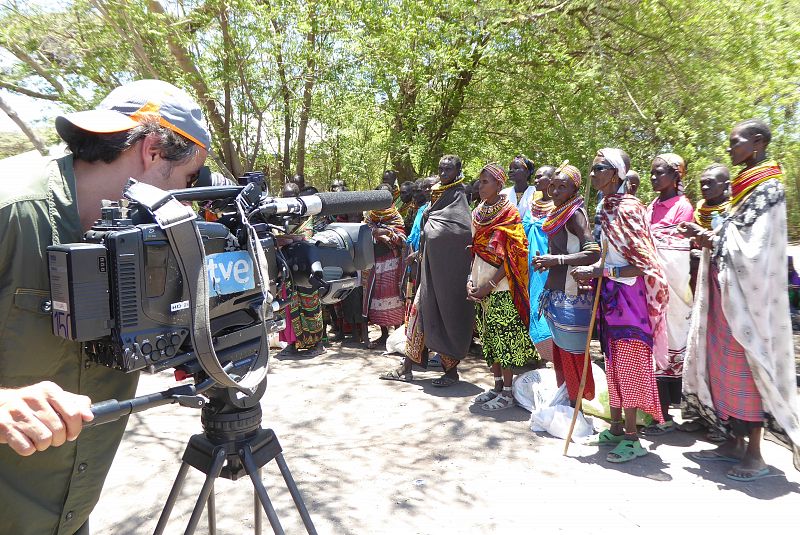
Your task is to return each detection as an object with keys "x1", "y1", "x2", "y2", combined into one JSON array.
[{"x1": 153, "y1": 402, "x2": 318, "y2": 535}]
